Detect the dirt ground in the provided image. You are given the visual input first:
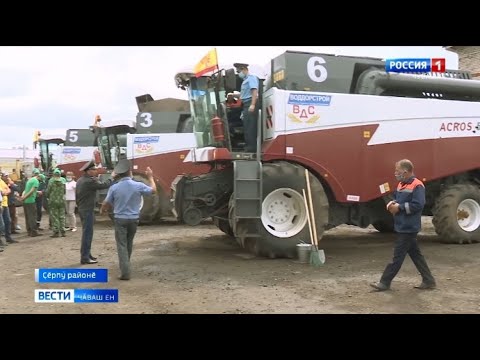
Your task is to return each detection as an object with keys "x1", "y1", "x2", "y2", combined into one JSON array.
[{"x1": 1, "y1": 208, "x2": 479, "y2": 314}]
